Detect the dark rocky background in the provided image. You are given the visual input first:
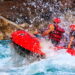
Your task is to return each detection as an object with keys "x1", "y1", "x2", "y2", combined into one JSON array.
[
  {"x1": 0, "y1": 0, "x2": 75, "y2": 39},
  {"x1": 0, "y1": 0, "x2": 75, "y2": 24}
]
